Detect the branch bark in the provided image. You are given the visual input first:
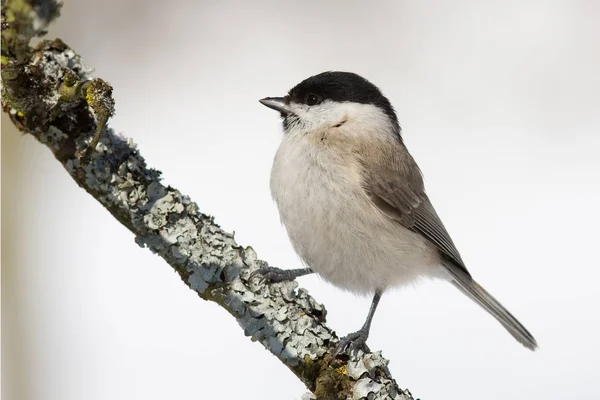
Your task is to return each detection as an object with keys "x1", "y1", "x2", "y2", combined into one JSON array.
[{"x1": 1, "y1": 1, "x2": 414, "y2": 399}]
